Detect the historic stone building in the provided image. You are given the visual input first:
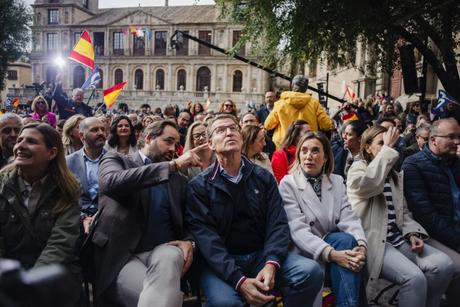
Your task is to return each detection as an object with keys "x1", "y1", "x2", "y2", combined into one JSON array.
[
  {"x1": 29, "y1": 0, "x2": 270, "y2": 109},
  {"x1": 1, "y1": 58, "x2": 32, "y2": 103}
]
